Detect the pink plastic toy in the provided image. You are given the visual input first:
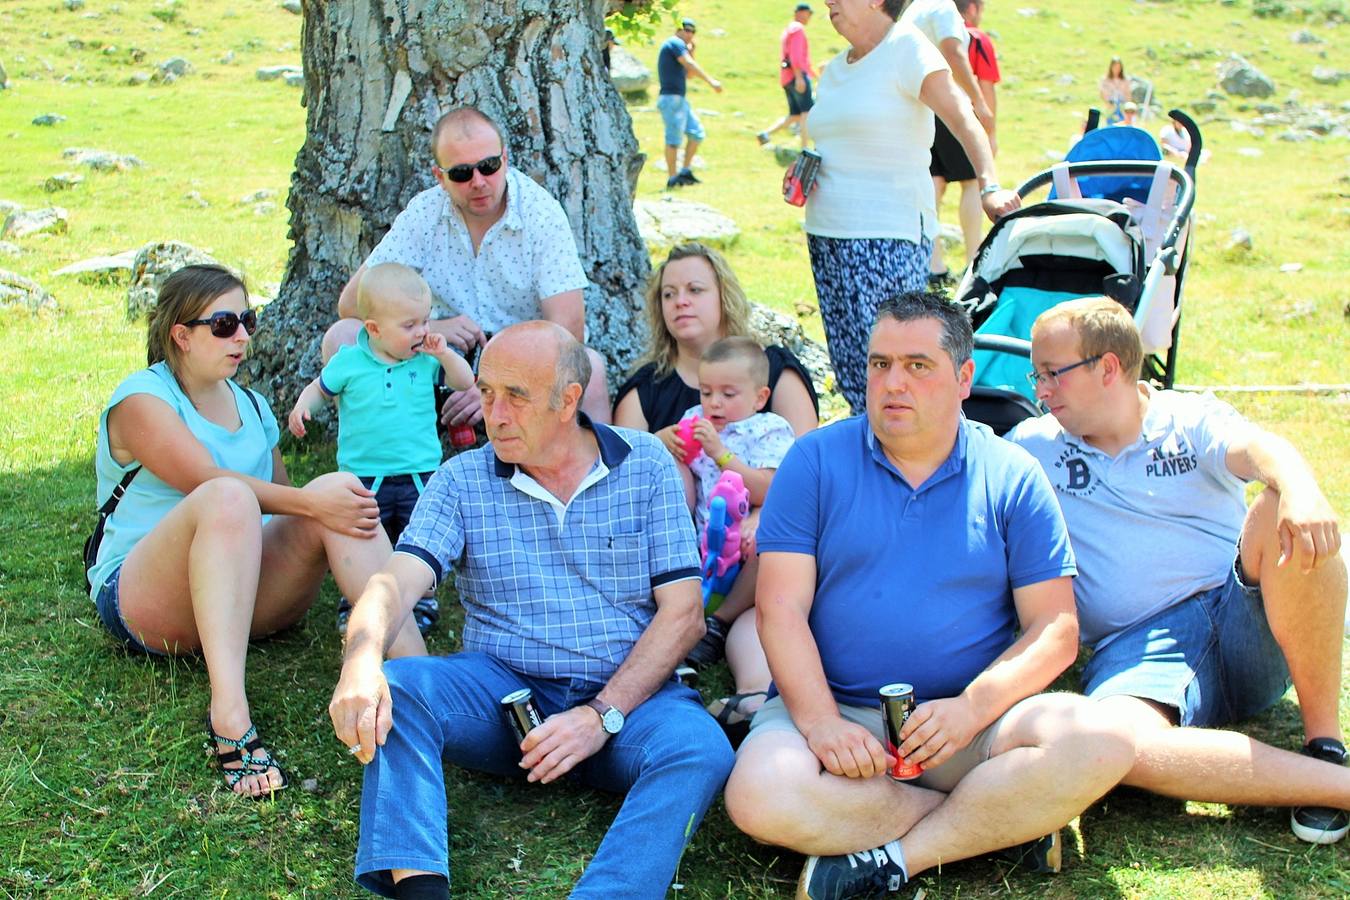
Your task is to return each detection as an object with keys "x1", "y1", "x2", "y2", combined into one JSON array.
[
  {"x1": 676, "y1": 415, "x2": 703, "y2": 465},
  {"x1": 696, "y1": 469, "x2": 750, "y2": 580}
]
